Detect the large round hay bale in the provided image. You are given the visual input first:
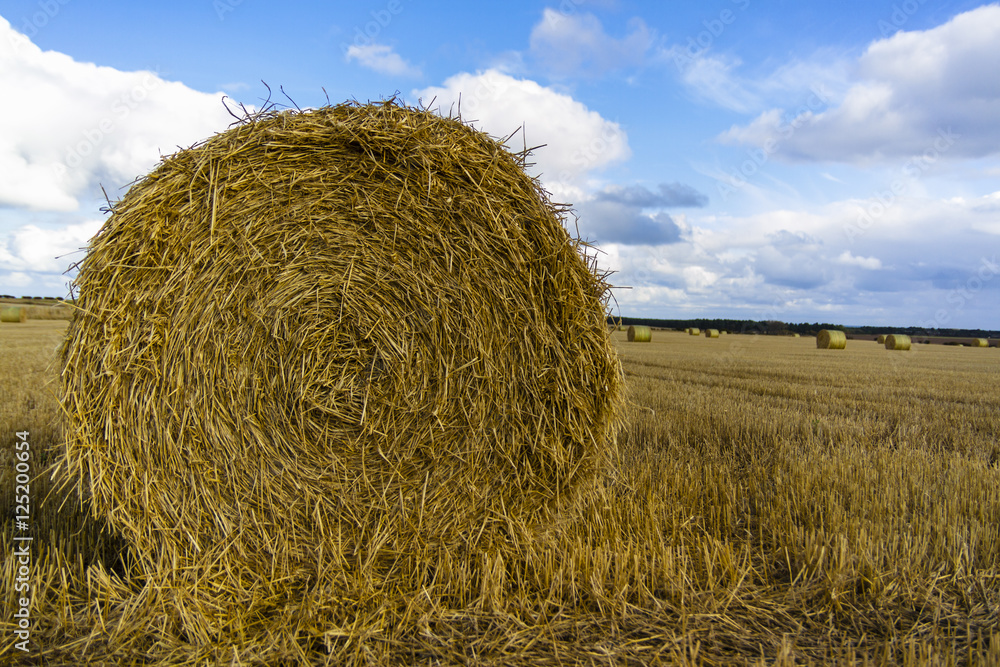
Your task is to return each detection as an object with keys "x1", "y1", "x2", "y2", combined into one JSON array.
[
  {"x1": 0, "y1": 306, "x2": 26, "y2": 322},
  {"x1": 627, "y1": 325, "x2": 651, "y2": 342},
  {"x1": 885, "y1": 334, "x2": 911, "y2": 350},
  {"x1": 59, "y1": 101, "x2": 625, "y2": 609},
  {"x1": 704, "y1": 329, "x2": 719, "y2": 338},
  {"x1": 971, "y1": 338, "x2": 988, "y2": 347},
  {"x1": 877, "y1": 334, "x2": 887, "y2": 344},
  {"x1": 816, "y1": 329, "x2": 847, "y2": 349},
  {"x1": 689, "y1": 327, "x2": 701, "y2": 336}
]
